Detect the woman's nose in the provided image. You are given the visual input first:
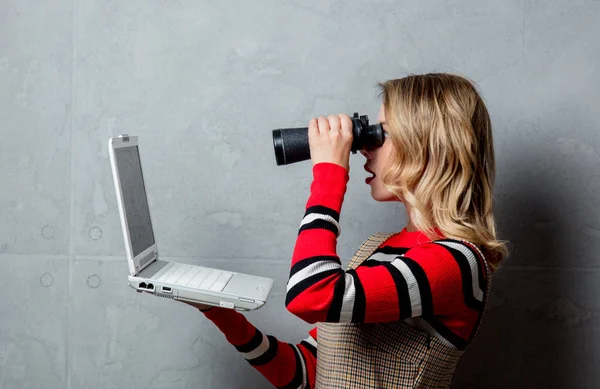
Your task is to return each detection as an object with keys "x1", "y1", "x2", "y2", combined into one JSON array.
[{"x1": 360, "y1": 149, "x2": 370, "y2": 159}]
